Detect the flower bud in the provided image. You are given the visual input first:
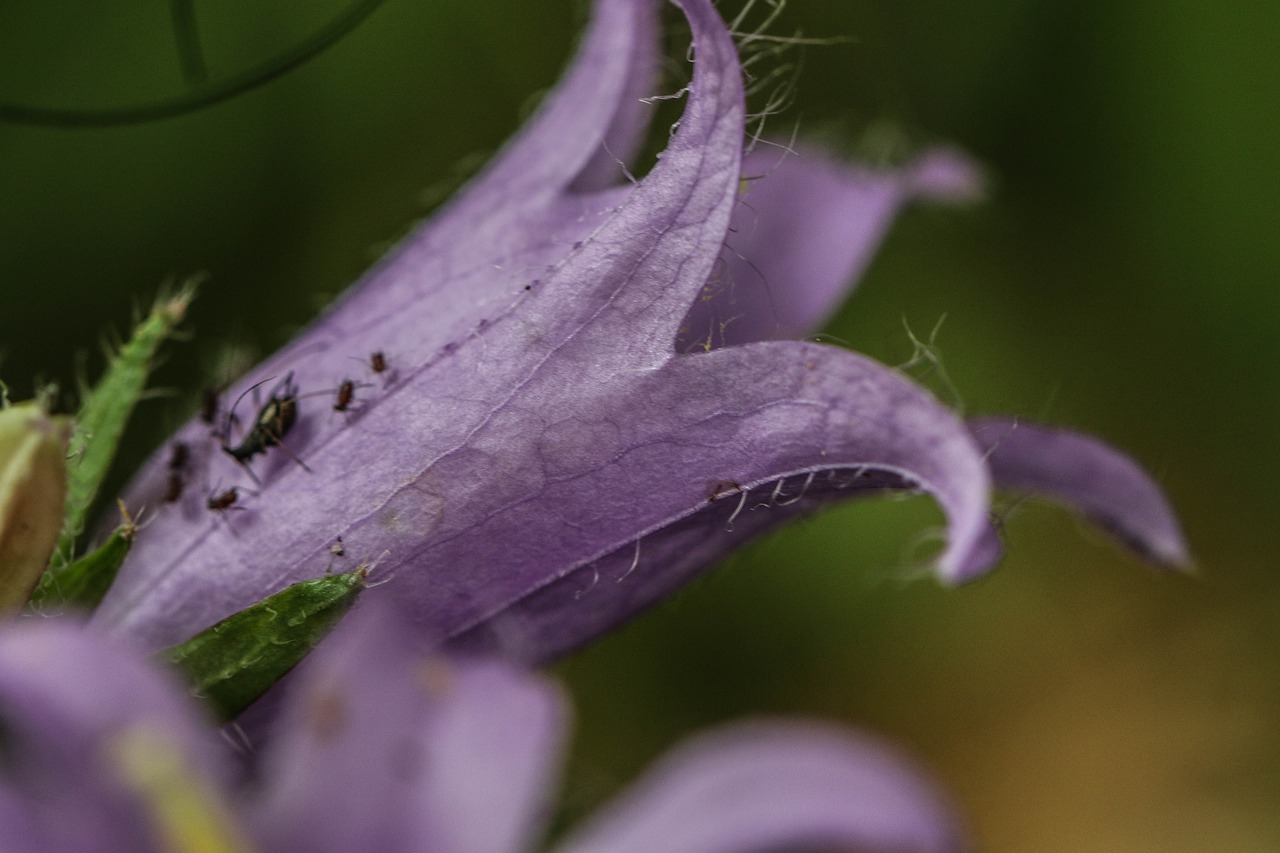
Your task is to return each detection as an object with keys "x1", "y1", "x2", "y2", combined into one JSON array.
[{"x1": 0, "y1": 401, "x2": 71, "y2": 612}]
